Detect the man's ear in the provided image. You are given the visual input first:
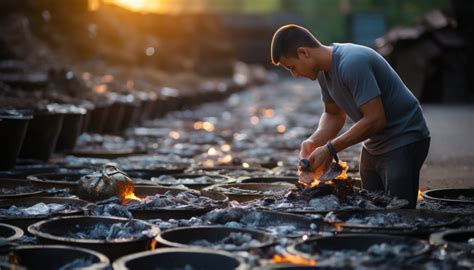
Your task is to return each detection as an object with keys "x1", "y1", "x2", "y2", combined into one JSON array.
[{"x1": 296, "y1": 47, "x2": 310, "y2": 58}]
